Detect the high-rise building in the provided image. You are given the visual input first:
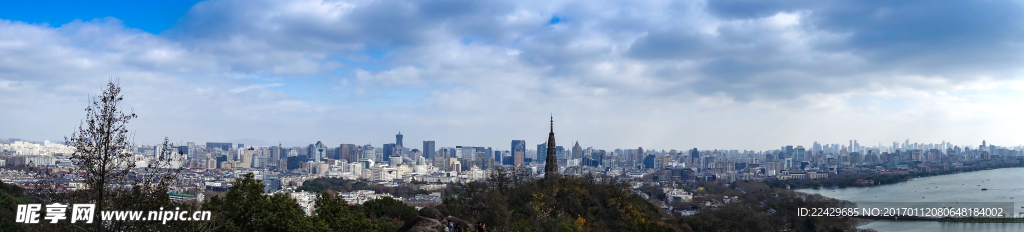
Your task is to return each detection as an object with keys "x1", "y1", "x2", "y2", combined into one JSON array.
[
  {"x1": 306, "y1": 144, "x2": 316, "y2": 162},
  {"x1": 363, "y1": 144, "x2": 375, "y2": 161},
  {"x1": 643, "y1": 154, "x2": 655, "y2": 169},
  {"x1": 630, "y1": 147, "x2": 638, "y2": 168},
  {"x1": 287, "y1": 155, "x2": 305, "y2": 170},
  {"x1": 216, "y1": 155, "x2": 227, "y2": 169},
  {"x1": 187, "y1": 142, "x2": 196, "y2": 159},
  {"x1": 177, "y1": 145, "x2": 189, "y2": 157},
  {"x1": 438, "y1": 147, "x2": 450, "y2": 159},
  {"x1": 396, "y1": 131, "x2": 404, "y2": 148},
  {"x1": 422, "y1": 141, "x2": 436, "y2": 159},
  {"x1": 339, "y1": 144, "x2": 357, "y2": 162},
  {"x1": 455, "y1": 146, "x2": 467, "y2": 159},
  {"x1": 481, "y1": 147, "x2": 493, "y2": 162},
  {"x1": 572, "y1": 141, "x2": 583, "y2": 159},
  {"x1": 313, "y1": 141, "x2": 327, "y2": 163},
  {"x1": 502, "y1": 153, "x2": 513, "y2": 166},
  {"x1": 271, "y1": 144, "x2": 282, "y2": 161},
  {"x1": 512, "y1": 140, "x2": 526, "y2": 166},
  {"x1": 690, "y1": 148, "x2": 699, "y2": 165},
  {"x1": 537, "y1": 143, "x2": 547, "y2": 163},
  {"x1": 545, "y1": 116, "x2": 558, "y2": 179},
  {"x1": 384, "y1": 143, "x2": 396, "y2": 158},
  {"x1": 794, "y1": 146, "x2": 807, "y2": 162},
  {"x1": 206, "y1": 142, "x2": 232, "y2": 152}
]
